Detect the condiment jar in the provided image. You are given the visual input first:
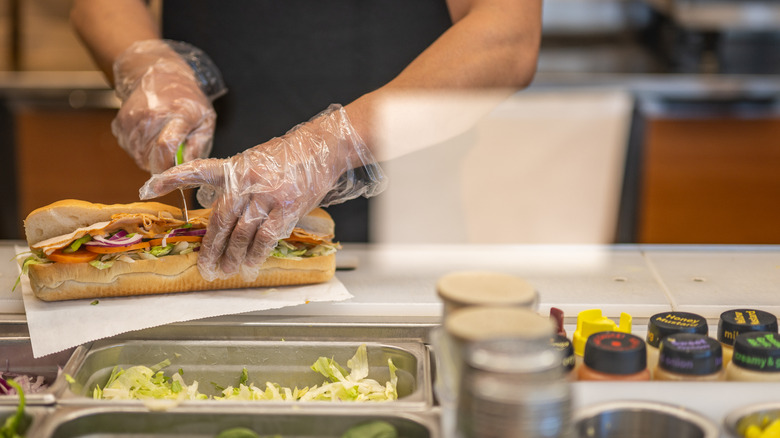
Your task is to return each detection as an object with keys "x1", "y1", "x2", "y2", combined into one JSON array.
[
  {"x1": 572, "y1": 309, "x2": 632, "y2": 369},
  {"x1": 655, "y1": 333, "x2": 724, "y2": 381},
  {"x1": 577, "y1": 331, "x2": 650, "y2": 381},
  {"x1": 726, "y1": 331, "x2": 780, "y2": 382},
  {"x1": 718, "y1": 309, "x2": 778, "y2": 367},
  {"x1": 436, "y1": 271, "x2": 538, "y2": 318},
  {"x1": 645, "y1": 311, "x2": 708, "y2": 376},
  {"x1": 458, "y1": 336, "x2": 572, "y2": 438}
]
